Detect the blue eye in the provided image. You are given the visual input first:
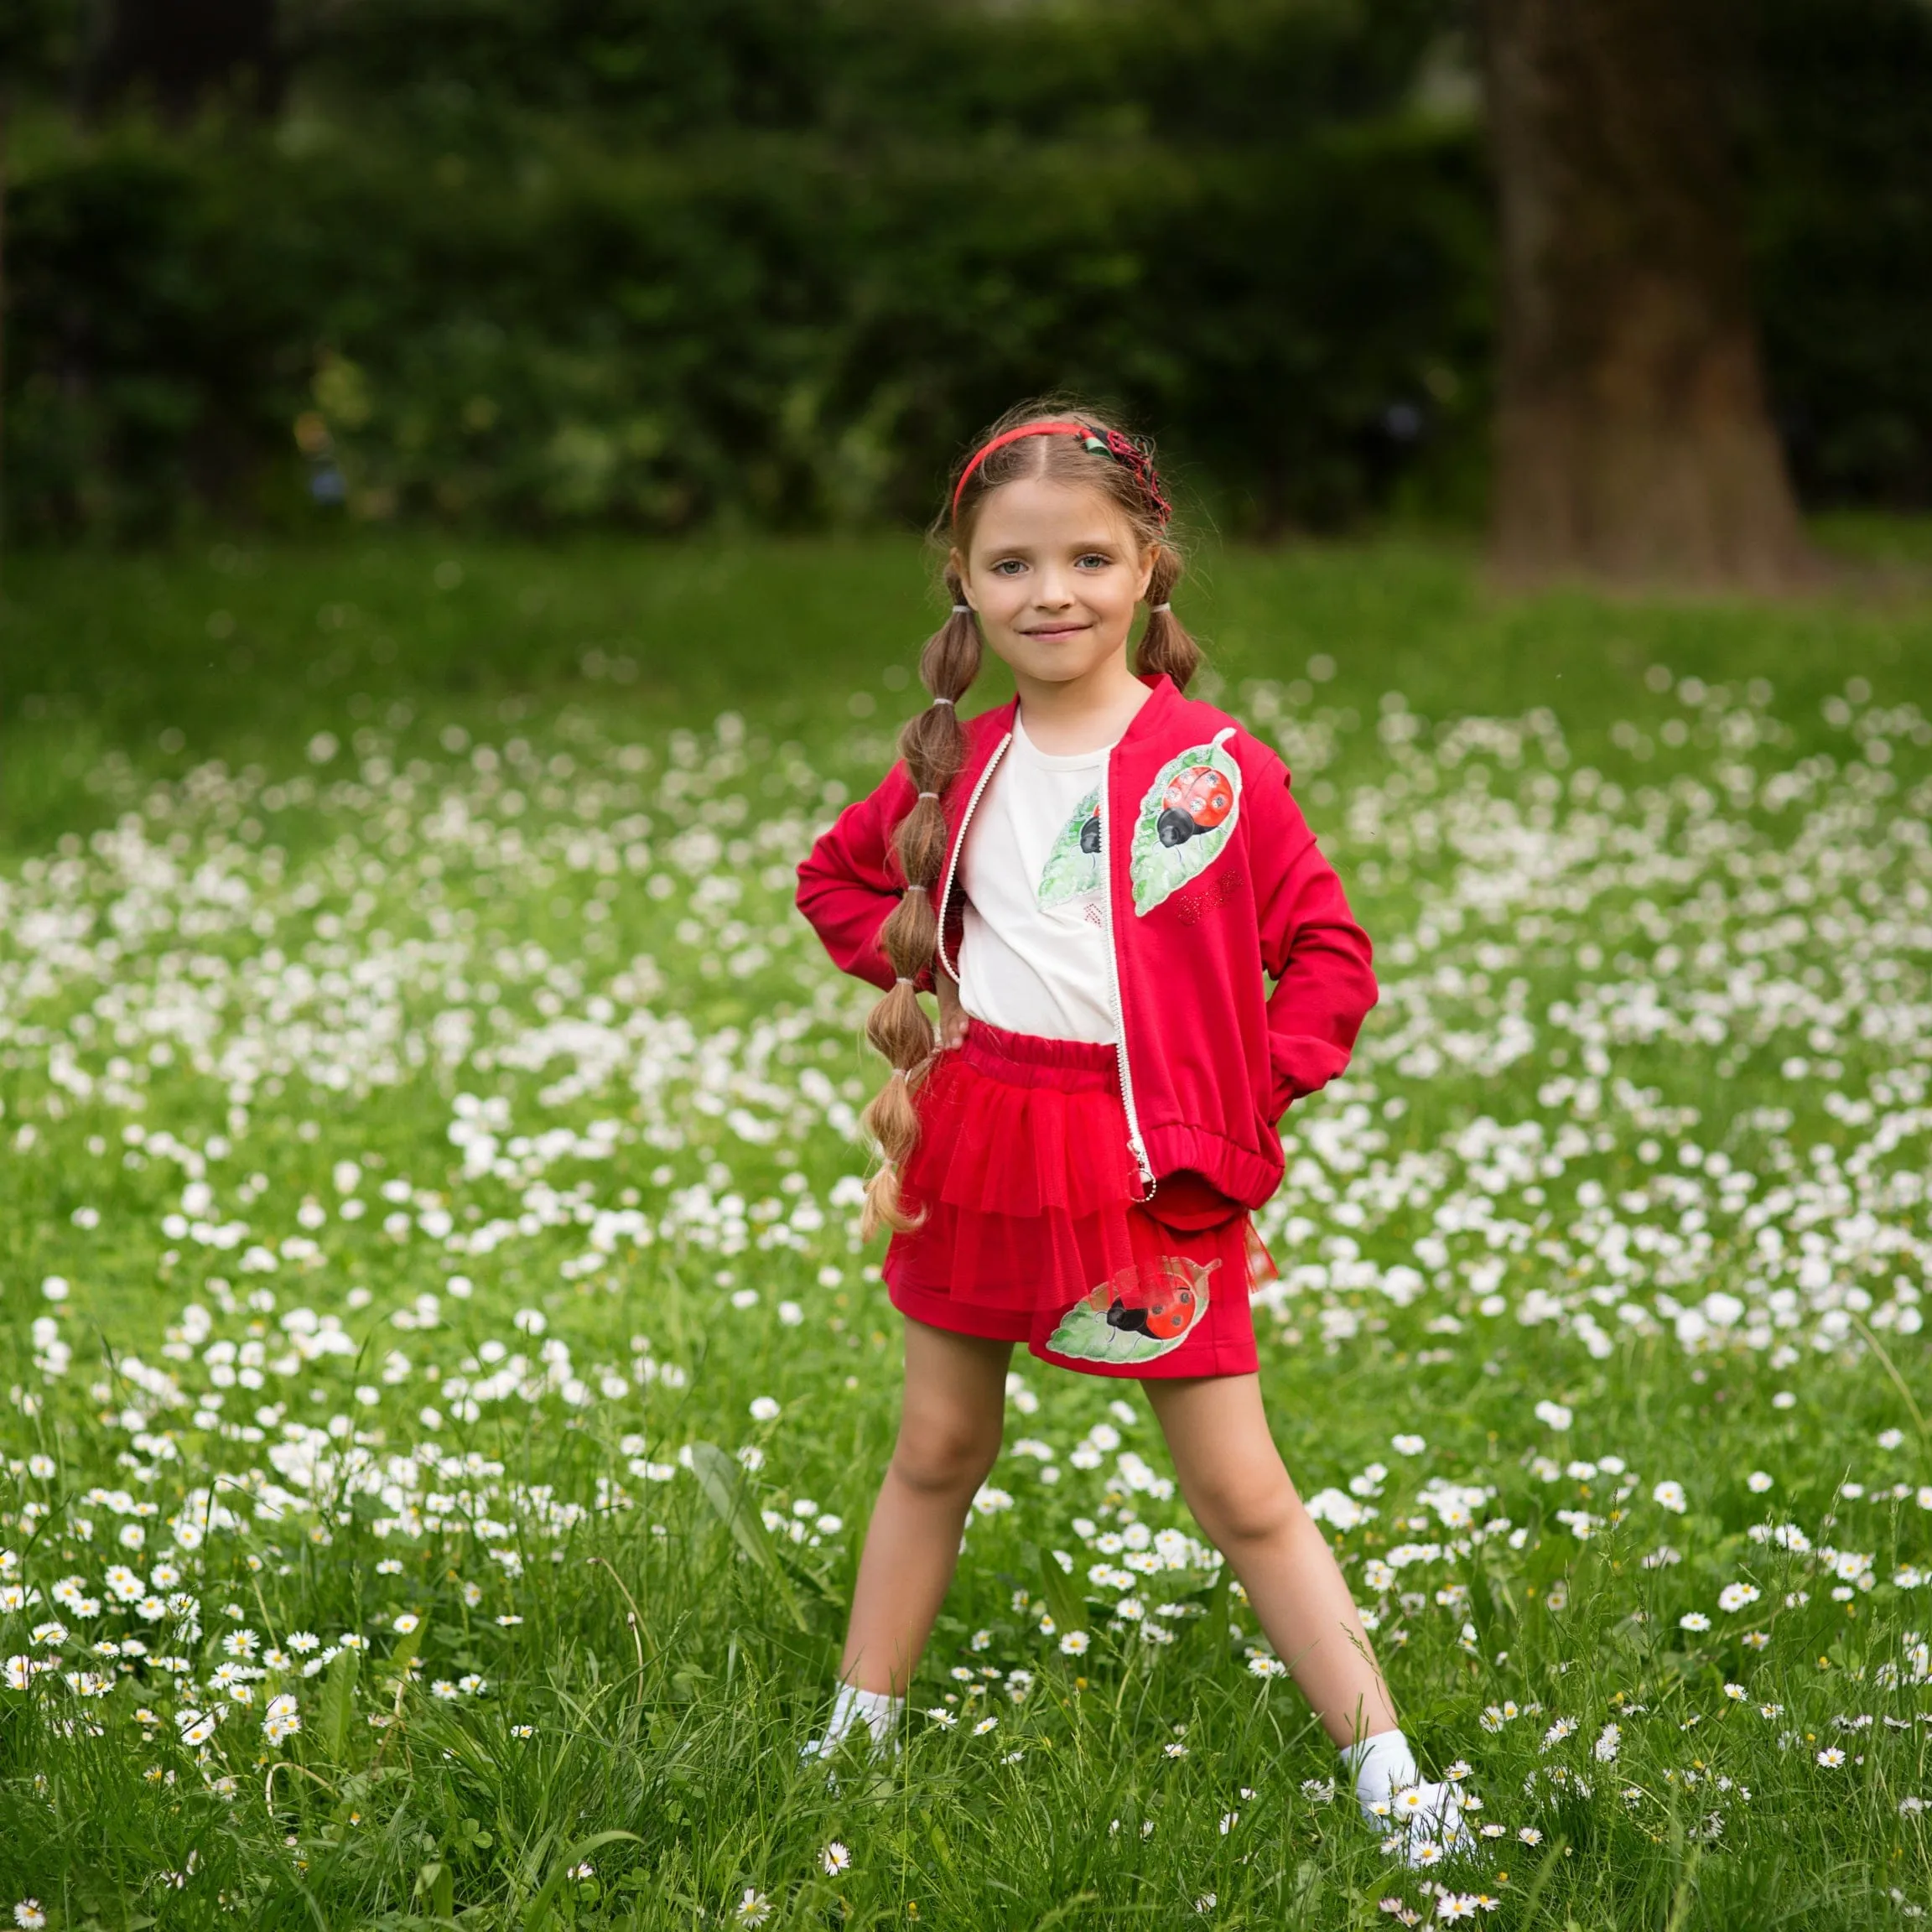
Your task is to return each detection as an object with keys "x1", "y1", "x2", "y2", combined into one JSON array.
[
  {"x1": 993, "y1": 559, "x2": 1026, "y2": 575},
  {"x1": 1077, "y1": 554, "x2": 1111, "y2": 569}
]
